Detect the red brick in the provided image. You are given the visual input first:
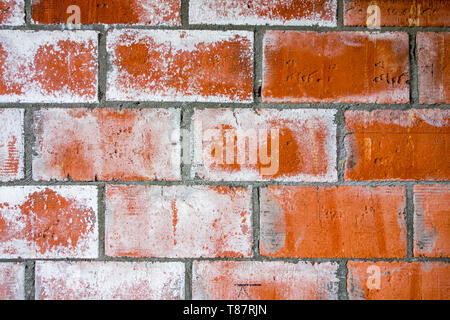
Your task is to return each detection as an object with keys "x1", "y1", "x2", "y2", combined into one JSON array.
[
  {"x1": 35, "y1": 261, "x2": 184, "y2": 300},
  {"x1": 348, "y1": 261, "x2": 450, "y2": 300},
  {"x1": 262, "y1": 31, "x2": 410, "y2": 104},
  {"x1": 0, "y1": 0, "x2": 24, "y2": 25},
  {"x1": 191, "y1": 108, "x2": 337, "y2": 181},
  {"x1": 189, "y1": 0, "x2": 337, "y2": 26},
  {"x1": 0, "y1": 186, "x2": 98, "y2": 258},
  {"x1": 32, "y1": 0, "x2": 180, "y2": 26},
  {"x1": 192, "y1": 261, "x2": 339, "y2": 300},
  {"x1": 33, "y1": 108, "x2": 180, "y2": 181},
  {"x1": 414, "y1": 185, "x2": 450, "y2": 257},
  {"x1": 0, "y1": 109, "x2": 23, "y2": 182},
  {"x1": 105, "y1": 185, "x2": 252, "y2": 258},
  {"x1": 107, "y1": 30, "x2": 253, "y2": 103},
  {"x1": 417, "y1": 32, "x2": 450, "y2": 105},
  {"x1": 344, "y1": 0, "x2": 450, "y2": 27},
  {"x1": 0, "y1": 263, "x2": 24, "y2": 300},
  {"x1": 345, "y1": 109, "x2": 450, "y2": 181},
  {"x1": 0, "y1": 30, "x2": 97, "y2": 103},
  {"x1": 260, "y1": 186, "x2": 407, "y2": 258}
]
